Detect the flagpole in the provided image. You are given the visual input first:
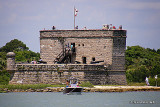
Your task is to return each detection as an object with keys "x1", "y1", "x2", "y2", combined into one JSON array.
[{"x1": 74, "y1": 6, "x2": 75, "y2": 29}]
